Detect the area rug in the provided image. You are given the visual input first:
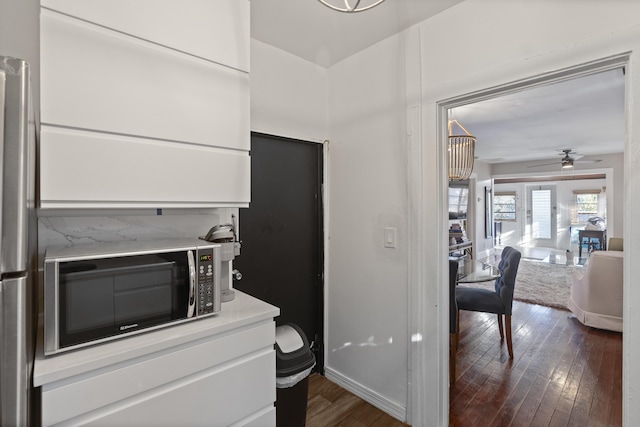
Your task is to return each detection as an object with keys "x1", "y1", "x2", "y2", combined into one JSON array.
[{"x1": 461, "y1": 258, "x2": 579, "y2": 310}]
